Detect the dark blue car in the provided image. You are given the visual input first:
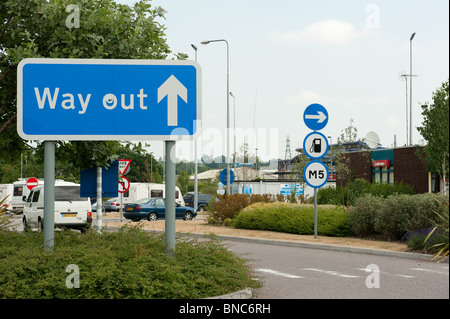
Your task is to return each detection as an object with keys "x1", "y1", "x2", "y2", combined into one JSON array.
[{"x1": 124, "y1": 198, "x2": 196, "y2": 222}]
